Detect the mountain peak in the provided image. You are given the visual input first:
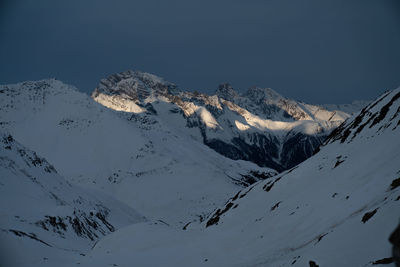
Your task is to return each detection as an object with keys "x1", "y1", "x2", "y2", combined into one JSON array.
[
  {"x1": 101, "y1": 70, "x2": 170, "y2": 86},
  {"x1": 93, "y1": 70, "x2": 179, "y2": 101},
  {"x1": 244, "y1": 86, "x2": 283, "y2": 103},
  {"x1": 215, "y1": 83, "x2": 238, "y2": 101}
]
